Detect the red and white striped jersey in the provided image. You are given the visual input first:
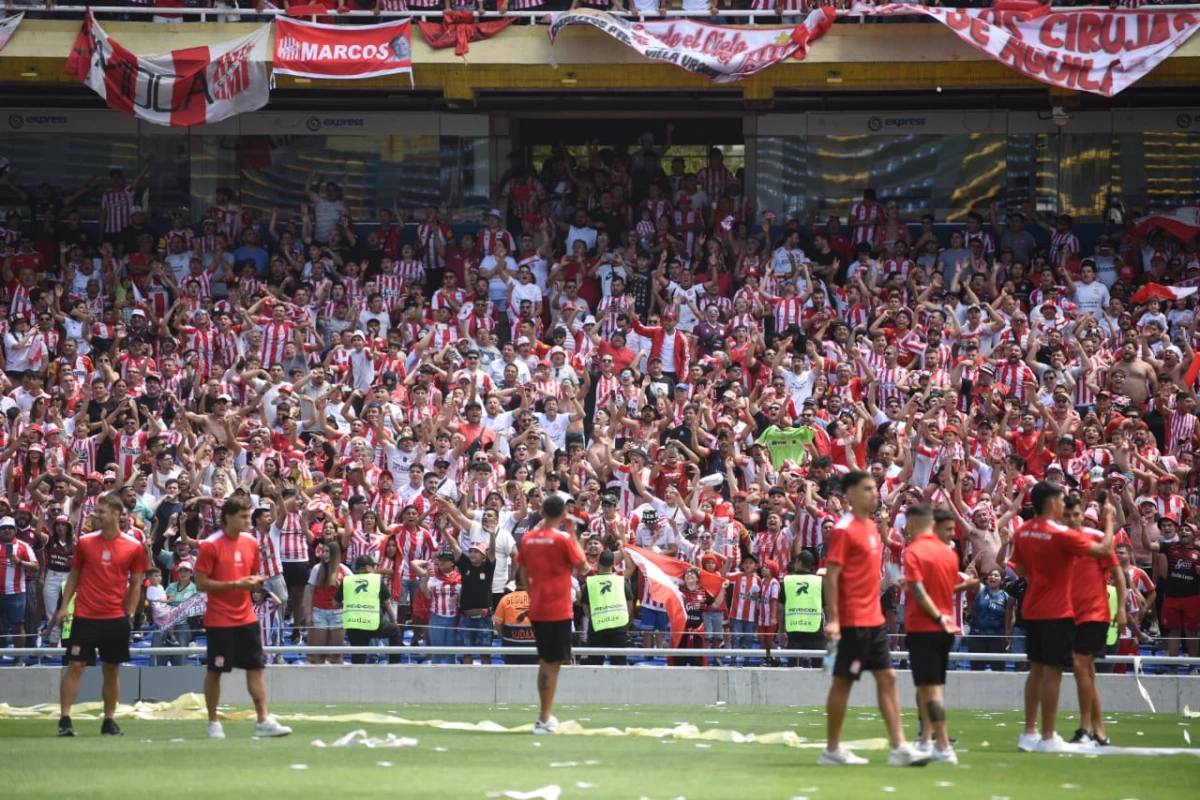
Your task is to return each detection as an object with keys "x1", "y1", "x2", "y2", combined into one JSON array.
[
  {"x1": 416, "y1": 222, "x2": 449, "y2": 270},
  {"x1": 70, "y1": 433, "x2": 101, "y2": 477},
  {"x1": 880, "y1": 257, "x2": 915, "y2": 280},
  {"x1": 758, "y1": 576, "x2": 779, "y2": 627},
  {"x1": 426, "y1": 570, "x2": 461, "y2": 617},
  {"x1": 394, "y1": 258, "x2": 425, "y2": 284},
  {"x1": 394, "y1": 526, "x2": 439, "y2": 582},
  {"x1": 1167, "y1": 411, "x2": 1198, "y2": 454},
  {"x1": 695, "y1": 166, "x2": 733, "y2": 203},
  {"x1": 431, "y1": 288, "x2": 468, "y2": 313},
  {"x1": 0, "y1": 540, "x2": 34, "y2": 594},
  {"x1": 377, "y1": 275, "x2": 407, "y2": 311},
  {"x1": 478, "y1": 227, "x2": 516, "y2": 257},
  {"x1": 371, "y1": 491, "x2": 405, "y2": 528},
  {"x1": 1154, "y1": 493, "x2": 1187, "y2": 520},
  {"x1": 793, "y1": 508, "x2": 828, "y2": 552},
  {"x1": 256, "y1": 319, "x2": 295, "y2": 366},
  {"x1": 875, "y1": 366, "x2": 908, "y2": 406},
  {"x1": 727, "y1": 571, "x2": 761, "y2": 622},
  {"x1": 963, "y1": 229, "x2": 995, "y2": 254},
  {"x1": 114, "y1": 431, "x2": 148, "y2": 480},
  {"x1": 207, "y1": 203, "x2": 242, "y2": 241},
  {"x1": 1050, "y1": 230, "x2": 1080, "y2": 260},
  {"x1": 993, "y1": 362, "x2": 1035, "y2": 397},
  {"x1": 273, "y1": 513, "x2": 309, "y2": 563},
  {"x1": 771, "y1": 296, "x2": 805, "y2": 331},
  {"x1": 253, "y1": 599, "x2": 278, "y2": 647},
  {"x1": 255, "y1": 528, "x2": 283, "y2": 578},
  {"x1": 640, "y1": 198, "x2": 672, "y2": 221},
  {"x1": 102, "y1": 187, "x2": 136, "y2": 234},
  {"x1": 848, "y1": 200, "x2": 886, "y2": 246}
]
